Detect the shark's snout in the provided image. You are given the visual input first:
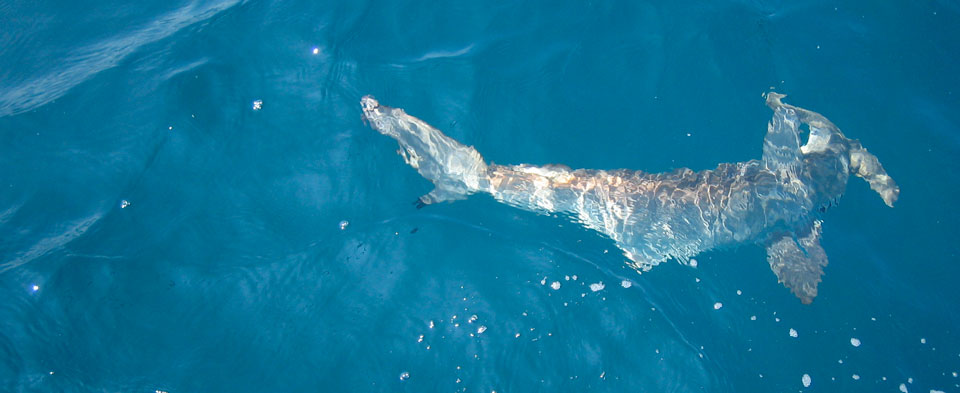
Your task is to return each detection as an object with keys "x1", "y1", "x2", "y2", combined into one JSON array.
[
  {"x1": 361, "y1": 95, "x2": 379, "y2": 111},
  {"x1": 361, "y1": 95, "x2": 380, "y2": 121}
]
